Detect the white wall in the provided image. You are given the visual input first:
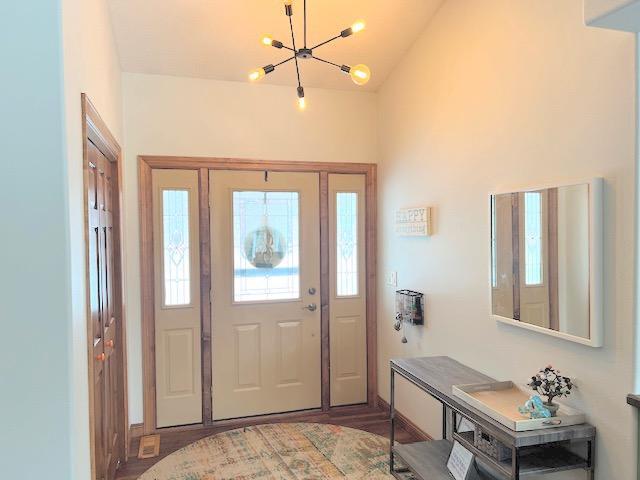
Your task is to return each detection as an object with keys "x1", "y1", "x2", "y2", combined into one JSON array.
[
  {"x1": 1, "y1": 1, "x2": 121, "y2": 478},
  {"x1": 377, "y1": 1, "x2": 636, "y2": 478},
  {"x1": 0, "y1": 2, "x2": 73, "y2": 478},
  {"x1": 122, "y1": 73, "x2": 378, "y2": 423},
  {"x1": 62, "y1": 0, "x2": 123, "y2": 478}
]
